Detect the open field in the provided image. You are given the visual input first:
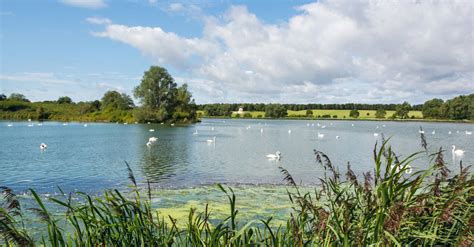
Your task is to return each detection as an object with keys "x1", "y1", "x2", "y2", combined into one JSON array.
[{"x1": 198, "y1": 109, "x2": 424, "y2": 120}]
